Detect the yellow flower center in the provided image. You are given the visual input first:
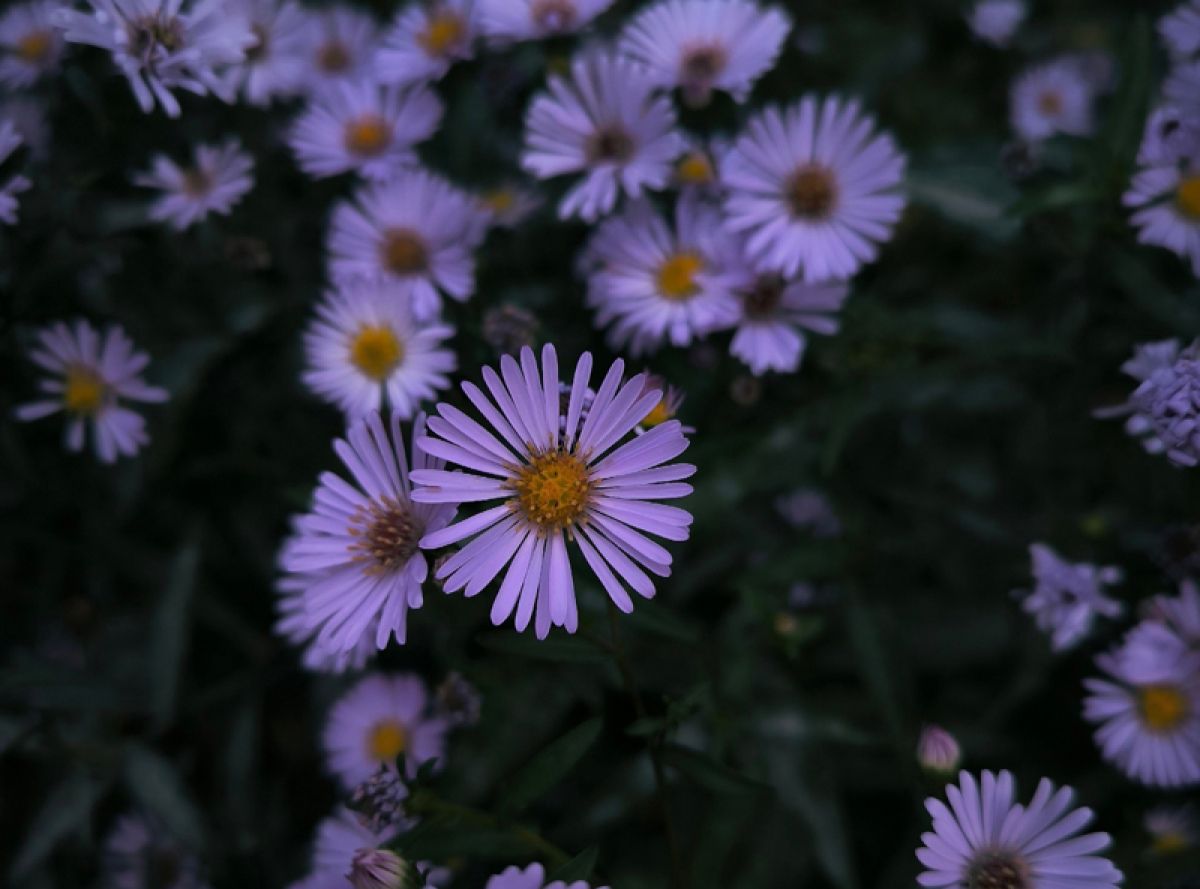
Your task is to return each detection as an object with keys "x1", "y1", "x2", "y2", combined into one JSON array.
[
  {"x1": 1138, "y1": 684, "x2": 1189, "y2": 733},
  {"x1": 1038, "y1": 89, "x2": 1063, "y2": 116},
  {"x1": 63, "y1": 366, "x2": 107, "y2": 416},
  {"x1": 787, "y1": 164, "x2": 838, "y2": 220},
  {"x1": 16, "y1": 29, "x2": 53, "y2": 63},
  {"x1": 1152, "y1": 831, "x2": 1190, "y2": 855},
  {"x1": 656, "y1": 251, "x2": 704, "y2": 301},
  {"x1": 419, "y1": 10, "x2": 466, "y2": 57},
  {"x1": 343, "y1": 114, "x2": 392, "y2": 157},
  {"x1": 317, "y1": 40, "x2": 350, "y2": 73},
  {"x1": 676, "y1": 152, "x2": 714, "y2": 185},
  {"x1": 350, "y1": 325, "x2": 404, "y2": 381},
  {"x1": 513, "y1": 451, "x2": 591, "y2": 530},
  {"x1": 641, "y1": 398, "x2": 674, "y2": 428},
  {"x1": 1177, "y1": 175, "x2": 1200, "y2": 220},
  {"x1": 379, "y1": 228, "x2": 429, "y2": 275},
  {"x1": 367, "y1": 719, "x2": 410, "y2": 761},
  {"x1": 482, "y1": 187, "x2": 516, "y2": 213},
  {"x1": 348, "y1": 496, "x2": 421, "y2": 574}
]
